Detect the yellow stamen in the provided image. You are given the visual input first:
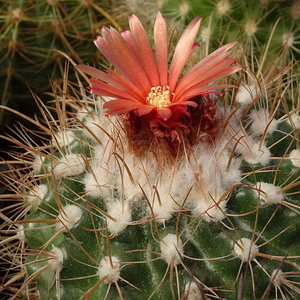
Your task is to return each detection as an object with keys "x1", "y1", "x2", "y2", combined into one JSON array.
[{"x1": 146, "y1": 86, "x2": 171, "y2": 108}]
